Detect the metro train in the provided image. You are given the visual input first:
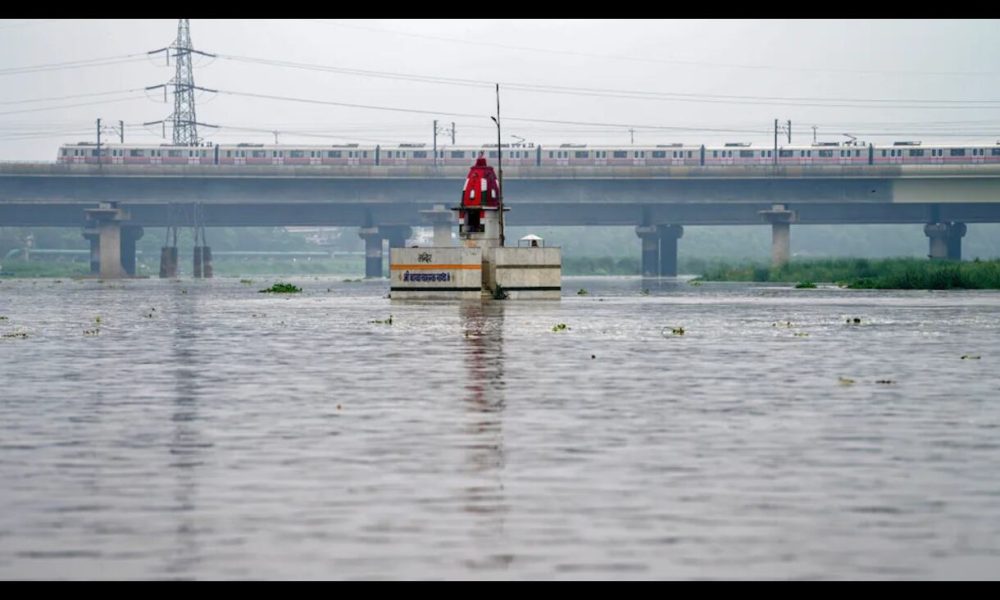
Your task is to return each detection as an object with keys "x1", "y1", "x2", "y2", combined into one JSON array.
[{"x1": 56, "y1": 140, "x2": 1000, "y2": 167}]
